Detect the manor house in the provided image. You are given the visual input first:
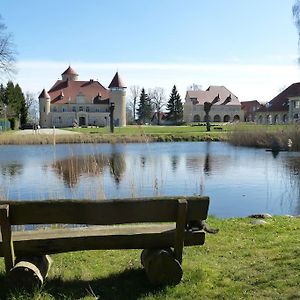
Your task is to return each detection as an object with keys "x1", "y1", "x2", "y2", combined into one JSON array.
[
  {"x1": 183, "y1": 86, "x2": 243, "y2": 123},
  {"x1": 39, "y1": 66, "x2": 126, "y2": 128}
]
